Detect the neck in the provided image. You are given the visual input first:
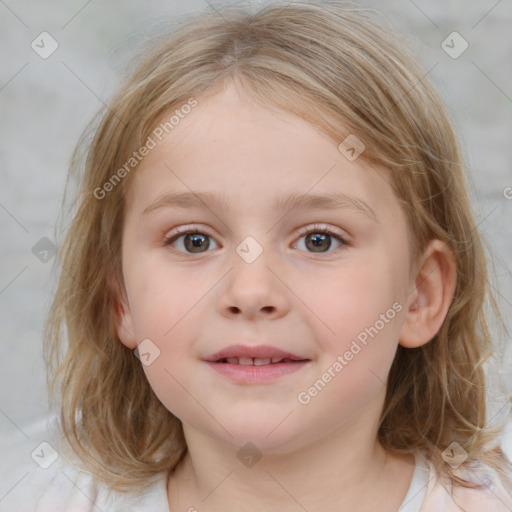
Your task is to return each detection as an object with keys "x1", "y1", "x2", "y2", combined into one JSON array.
[{"x1": 167, "y1": 400, "x2": 415, "y2": 511}]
